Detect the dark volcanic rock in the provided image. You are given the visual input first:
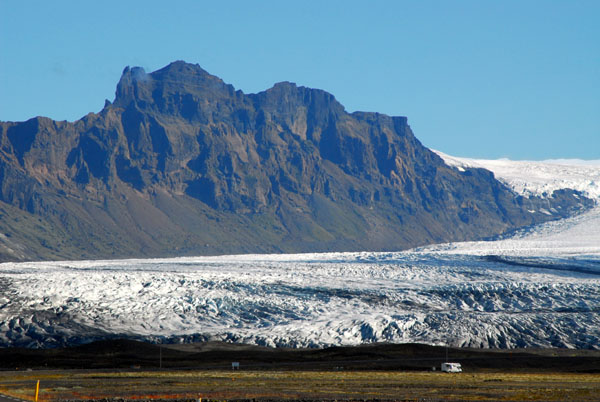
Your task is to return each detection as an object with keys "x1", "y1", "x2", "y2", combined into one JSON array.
[{"x1": 0, "y1": 61, "x2": 593, "y2": 261}]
